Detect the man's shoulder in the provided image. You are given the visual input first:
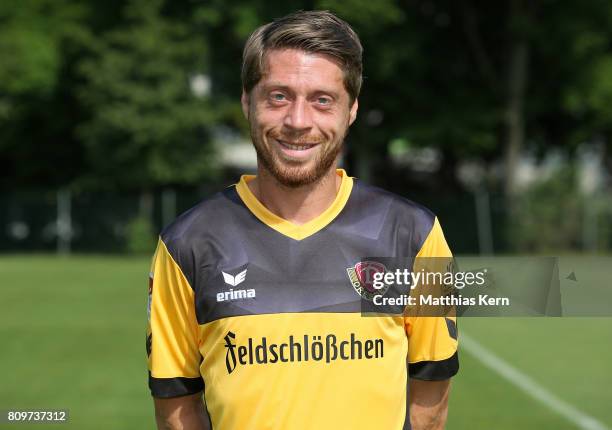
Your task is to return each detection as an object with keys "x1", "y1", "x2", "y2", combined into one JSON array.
[
  {"x1": 350, "y1": 179, "x2": 436, "y2": 232},
  {"x1": 159, "y1": 185, "x2": 242, "y2": 248}
]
